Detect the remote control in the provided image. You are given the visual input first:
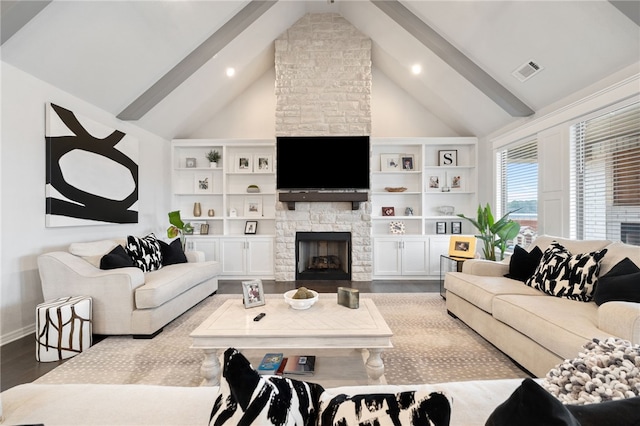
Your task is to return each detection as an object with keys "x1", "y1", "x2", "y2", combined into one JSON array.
[{"x1": 253, "y1": 313, "x2": 266, "y2": 321}]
